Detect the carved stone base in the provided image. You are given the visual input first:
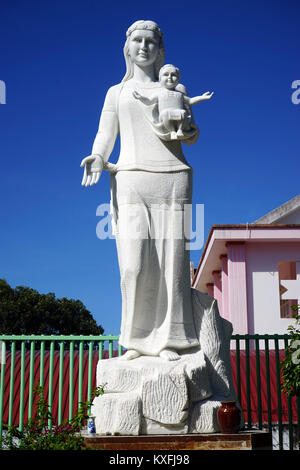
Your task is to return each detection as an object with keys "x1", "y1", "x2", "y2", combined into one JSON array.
[
  {"x1": 91, "y1": 290, "x2": 241, "y2": 435},
  {"x1": 92, "y1": 348, "x2": 225, "y2": 435}
]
